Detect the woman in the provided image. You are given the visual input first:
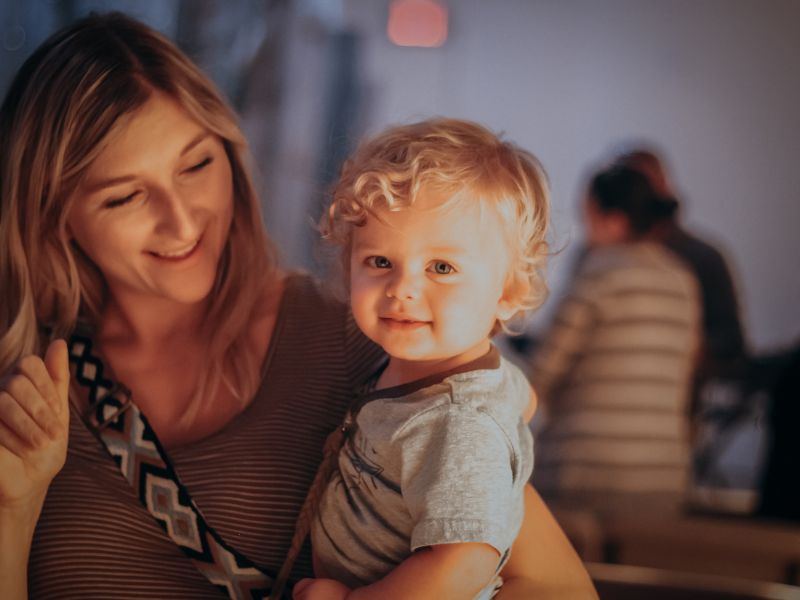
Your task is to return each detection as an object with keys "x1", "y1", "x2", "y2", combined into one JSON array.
[
  {"x1": 531, "y1": 165, "x2": 700, "y2": 515},
  {"x1": 0, "y1": 12, "x2": 595, "y2": 600}
]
